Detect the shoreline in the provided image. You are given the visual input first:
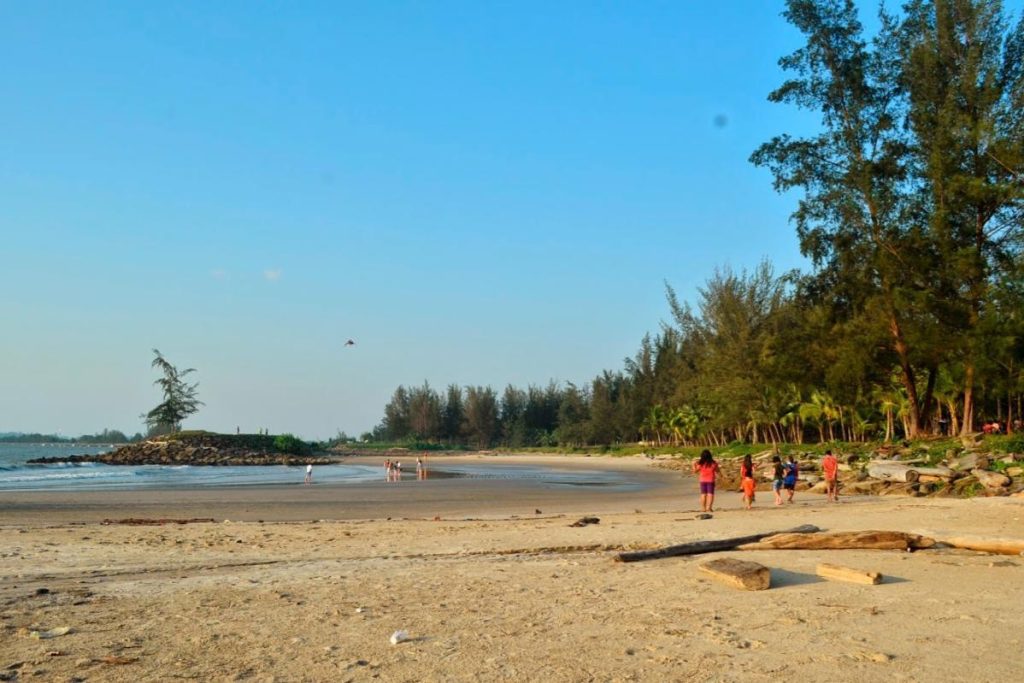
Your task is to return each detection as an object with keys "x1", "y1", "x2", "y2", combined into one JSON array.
[{"x1": 0, "y1": 454, "x2": 687, "y2": 525}]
